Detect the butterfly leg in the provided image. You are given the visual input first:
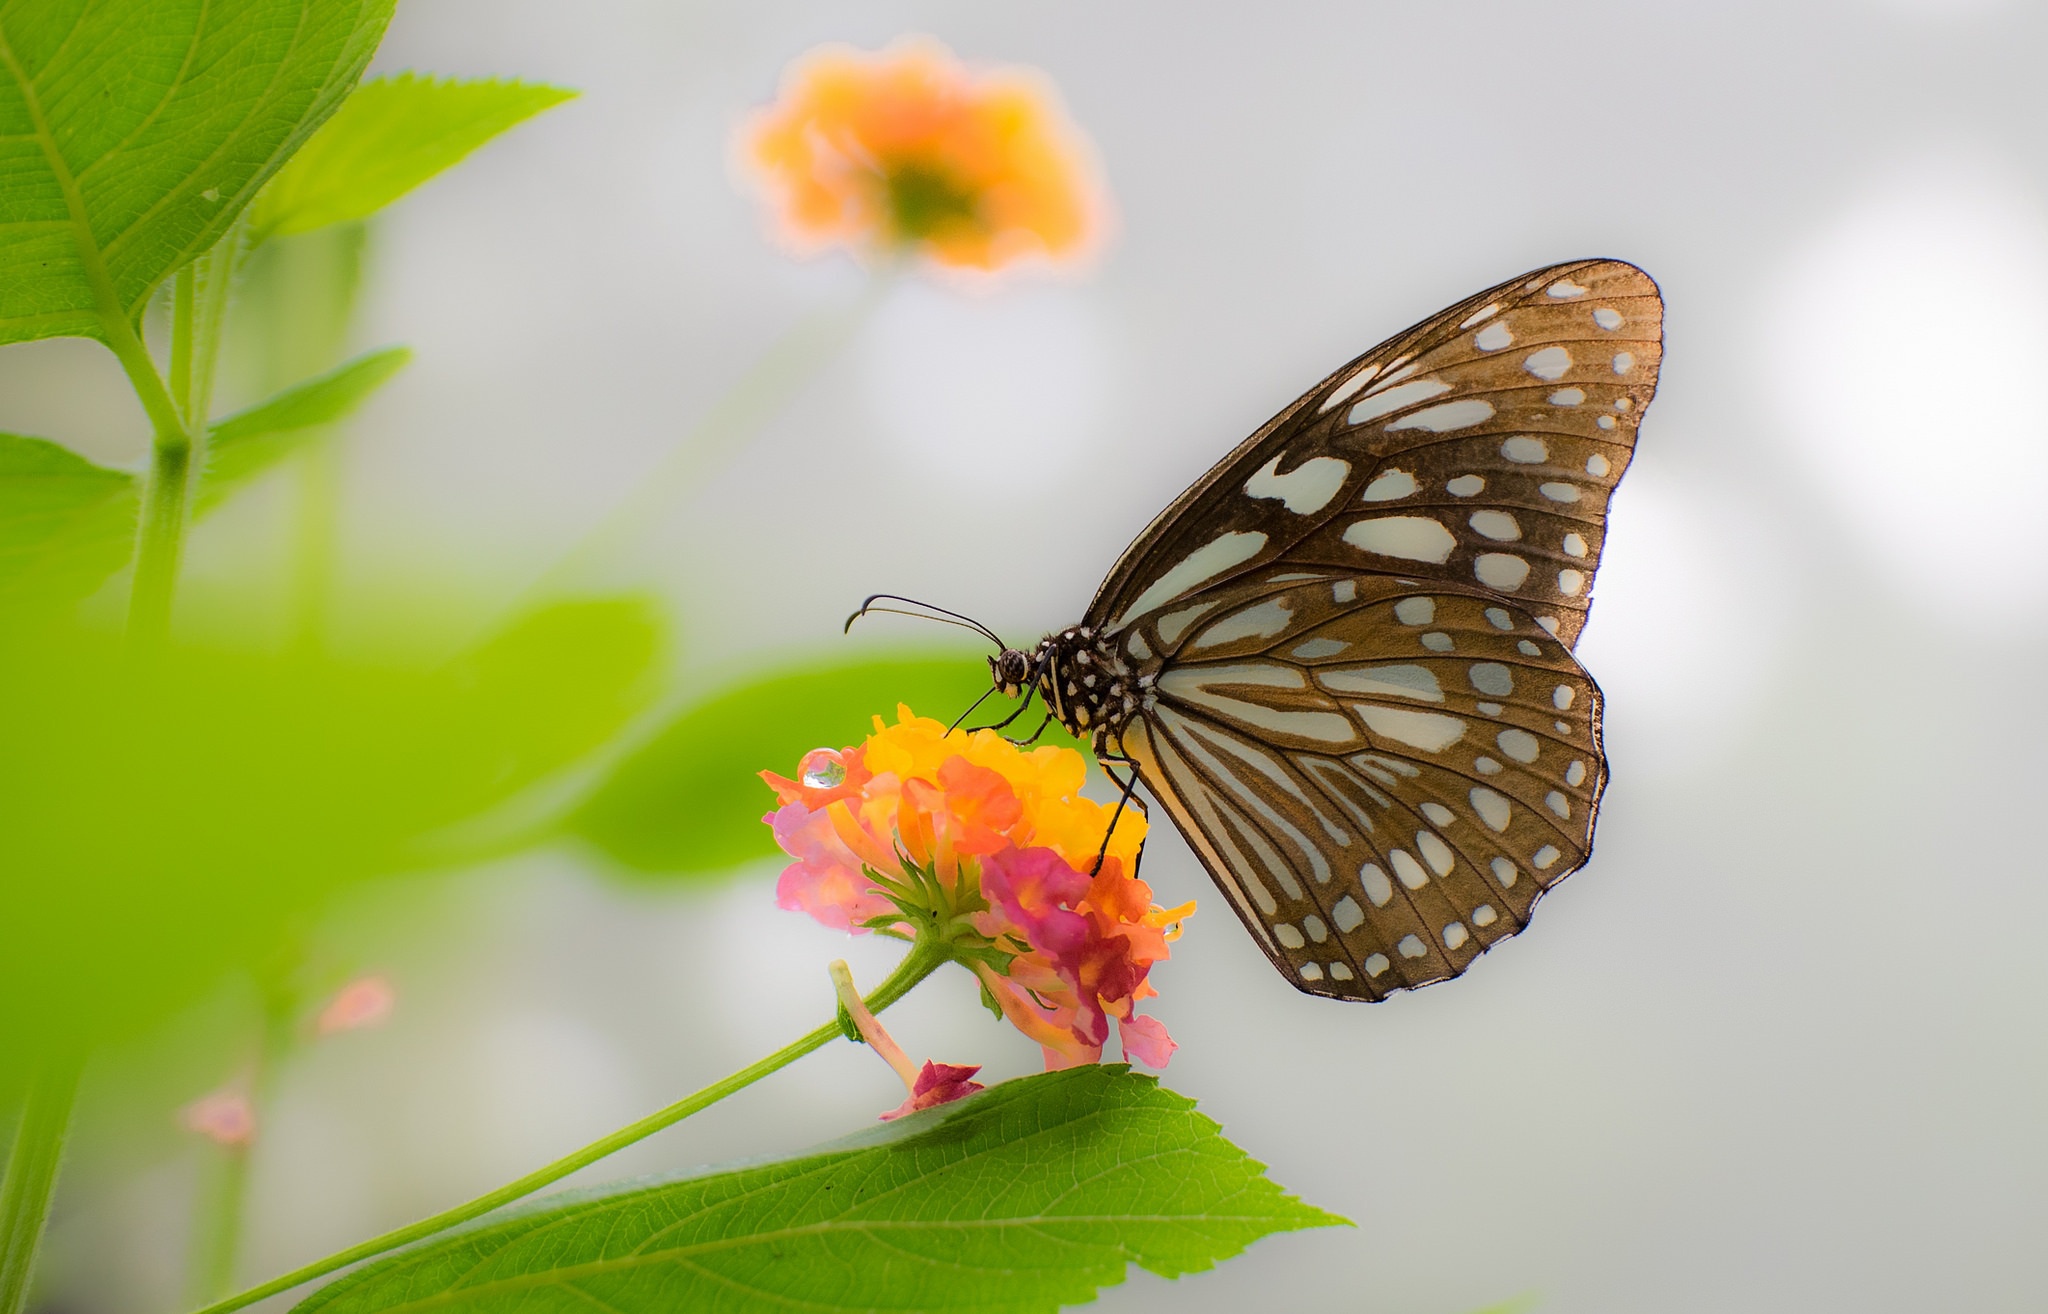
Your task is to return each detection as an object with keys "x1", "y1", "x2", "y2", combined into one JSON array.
[
  {"x1": 968, "y1": 685, "x2": 1038, "y2": 734},
  {"x1": 1090, "y1": 752, "x2": 1149, "y2": 878},
  {"x1": 1005, "y1": 713, "x2": 1056, "y2": 747}
]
